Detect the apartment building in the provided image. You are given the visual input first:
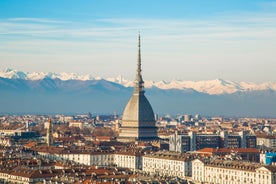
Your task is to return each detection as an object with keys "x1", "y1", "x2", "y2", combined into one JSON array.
[
  {"x1": 257, "y1": 134, "x2": 276, "y2": 149},
  {"x1": 170, "y1": 130, "x2": 256, "y2": 152},
  {"x1": 142, "y1": 151, "x2": 193, "y2": 178},
  {"x1": 192, "y1": 159, "x2": 276, "y2": 184}
]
